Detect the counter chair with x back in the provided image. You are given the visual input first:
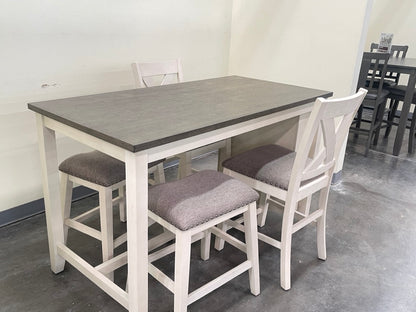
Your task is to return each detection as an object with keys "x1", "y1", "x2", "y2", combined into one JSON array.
[{"x1": 214, "y1": 89, "x2": 367, "y2": 290}]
